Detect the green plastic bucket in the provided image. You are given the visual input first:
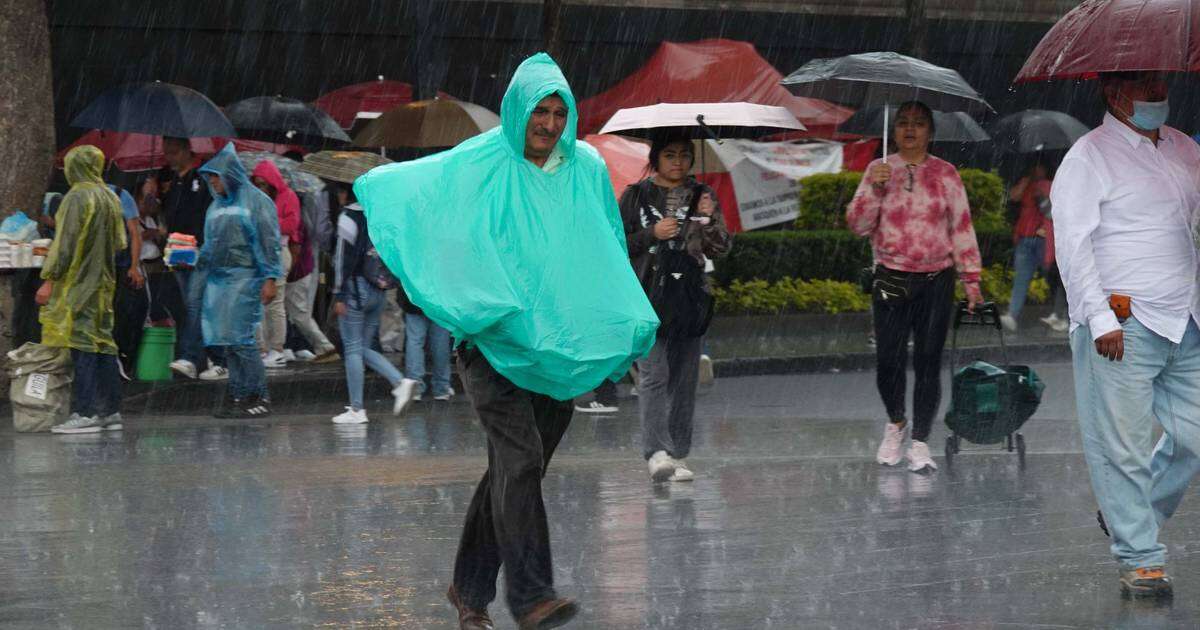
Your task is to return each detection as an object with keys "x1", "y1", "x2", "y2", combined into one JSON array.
[{"x1": 136, "y1": 327, "x2": 176, "y2": 382}]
